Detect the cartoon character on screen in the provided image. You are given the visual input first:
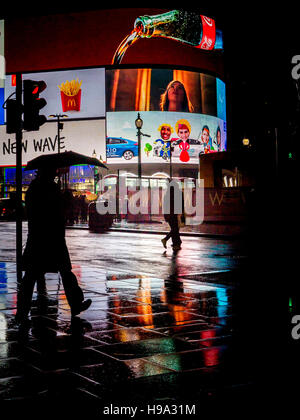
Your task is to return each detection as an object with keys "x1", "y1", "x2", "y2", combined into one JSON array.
[
  {"x1": 144, "y1": 143, "x2": 152, "y2": 157},
  {"x1": 153, "y1": 124, "x2": 173, "y2": 161},
  {"x1": 212, "y1": 126, "x2": 221, "y2": 152},
  {"x1": 174, "y1": 119, "x2": 191, "y2": 163},
  {"x1": 201, "y1": 125, "x2": 213, "y2": 154}
]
